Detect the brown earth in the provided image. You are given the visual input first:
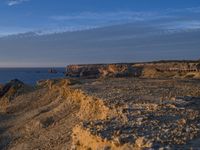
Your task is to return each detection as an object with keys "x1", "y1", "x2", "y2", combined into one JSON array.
[
  {"x1": 0, "y1": 78, "x2": 116, "y2": 150},
  {"x1": 0, "y1": 74, "x2": 200, "y2": 149}
]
